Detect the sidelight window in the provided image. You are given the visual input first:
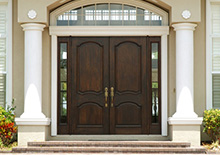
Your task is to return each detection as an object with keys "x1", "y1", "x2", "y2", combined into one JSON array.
[
  {"x1": 59, "y1": 43, "x2": 68, "y2": 124},
  {"x1": 150, "y1": 40, "x2": 160, "y2": 125},
  {"x1": 56, "y1": 3, "x2": 163, "y2": 26}
]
